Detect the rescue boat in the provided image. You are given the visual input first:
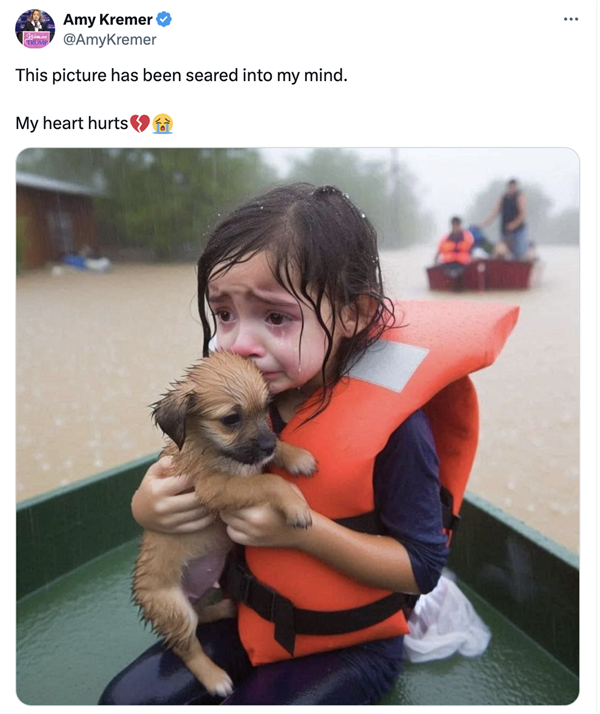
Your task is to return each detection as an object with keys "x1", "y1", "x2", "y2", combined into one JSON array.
[{"x1": 427, "y1": 259, "x2": 542, "y2": 292}]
